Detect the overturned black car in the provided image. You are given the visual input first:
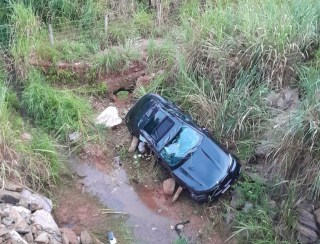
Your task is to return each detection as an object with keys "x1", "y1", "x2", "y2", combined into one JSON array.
[{"x1": 125, "y1": 93, "x2": 241, "y2": 202}]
